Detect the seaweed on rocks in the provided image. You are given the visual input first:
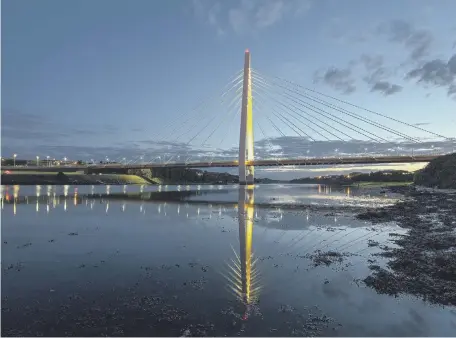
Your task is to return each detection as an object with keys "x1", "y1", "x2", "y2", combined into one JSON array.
[{"x1": 359, "y1": 187, "x2": 456, "y2": 306}]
